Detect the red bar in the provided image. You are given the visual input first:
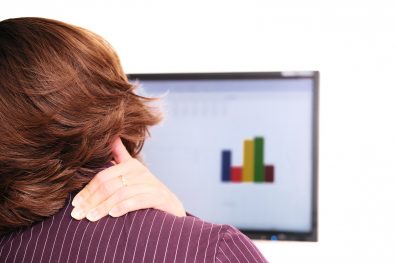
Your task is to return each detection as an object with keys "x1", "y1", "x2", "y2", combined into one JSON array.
[
  {"x1": 231, "y1": 167, "x2": 242, "y2": 182},
  {"x1": 264, "y1": 165, "x2": 275, "y2": 183}
]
